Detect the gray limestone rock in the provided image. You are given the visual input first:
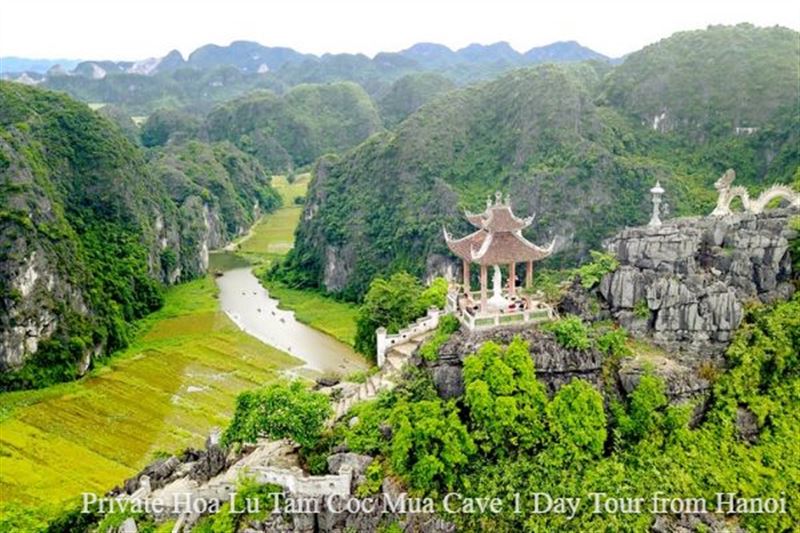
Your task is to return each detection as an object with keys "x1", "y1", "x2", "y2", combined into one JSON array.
[{"x1": 601, "y1": 208, "x2": 797, "y2": 358}]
